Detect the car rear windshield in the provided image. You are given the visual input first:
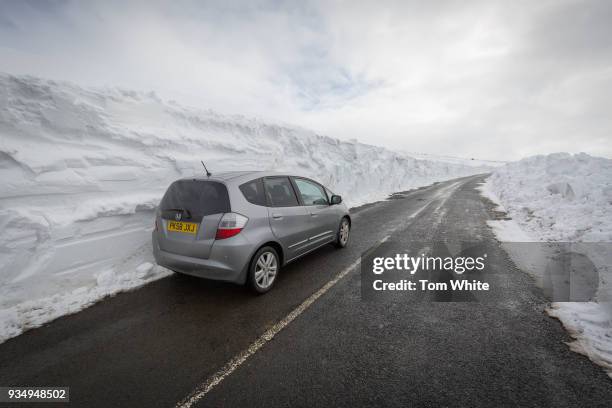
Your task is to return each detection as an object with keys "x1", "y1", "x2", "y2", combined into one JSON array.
[{"x1": 160, "y1": 180, "x2": 230, "y2": 219}]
